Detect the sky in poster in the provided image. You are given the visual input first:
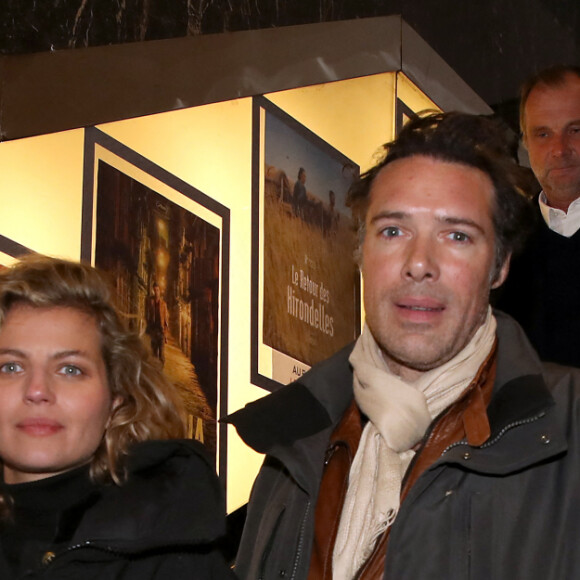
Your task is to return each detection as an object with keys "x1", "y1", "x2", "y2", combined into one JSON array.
[{"x1": 265, "y1": 111, "x2": 354, "y2": 215}]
